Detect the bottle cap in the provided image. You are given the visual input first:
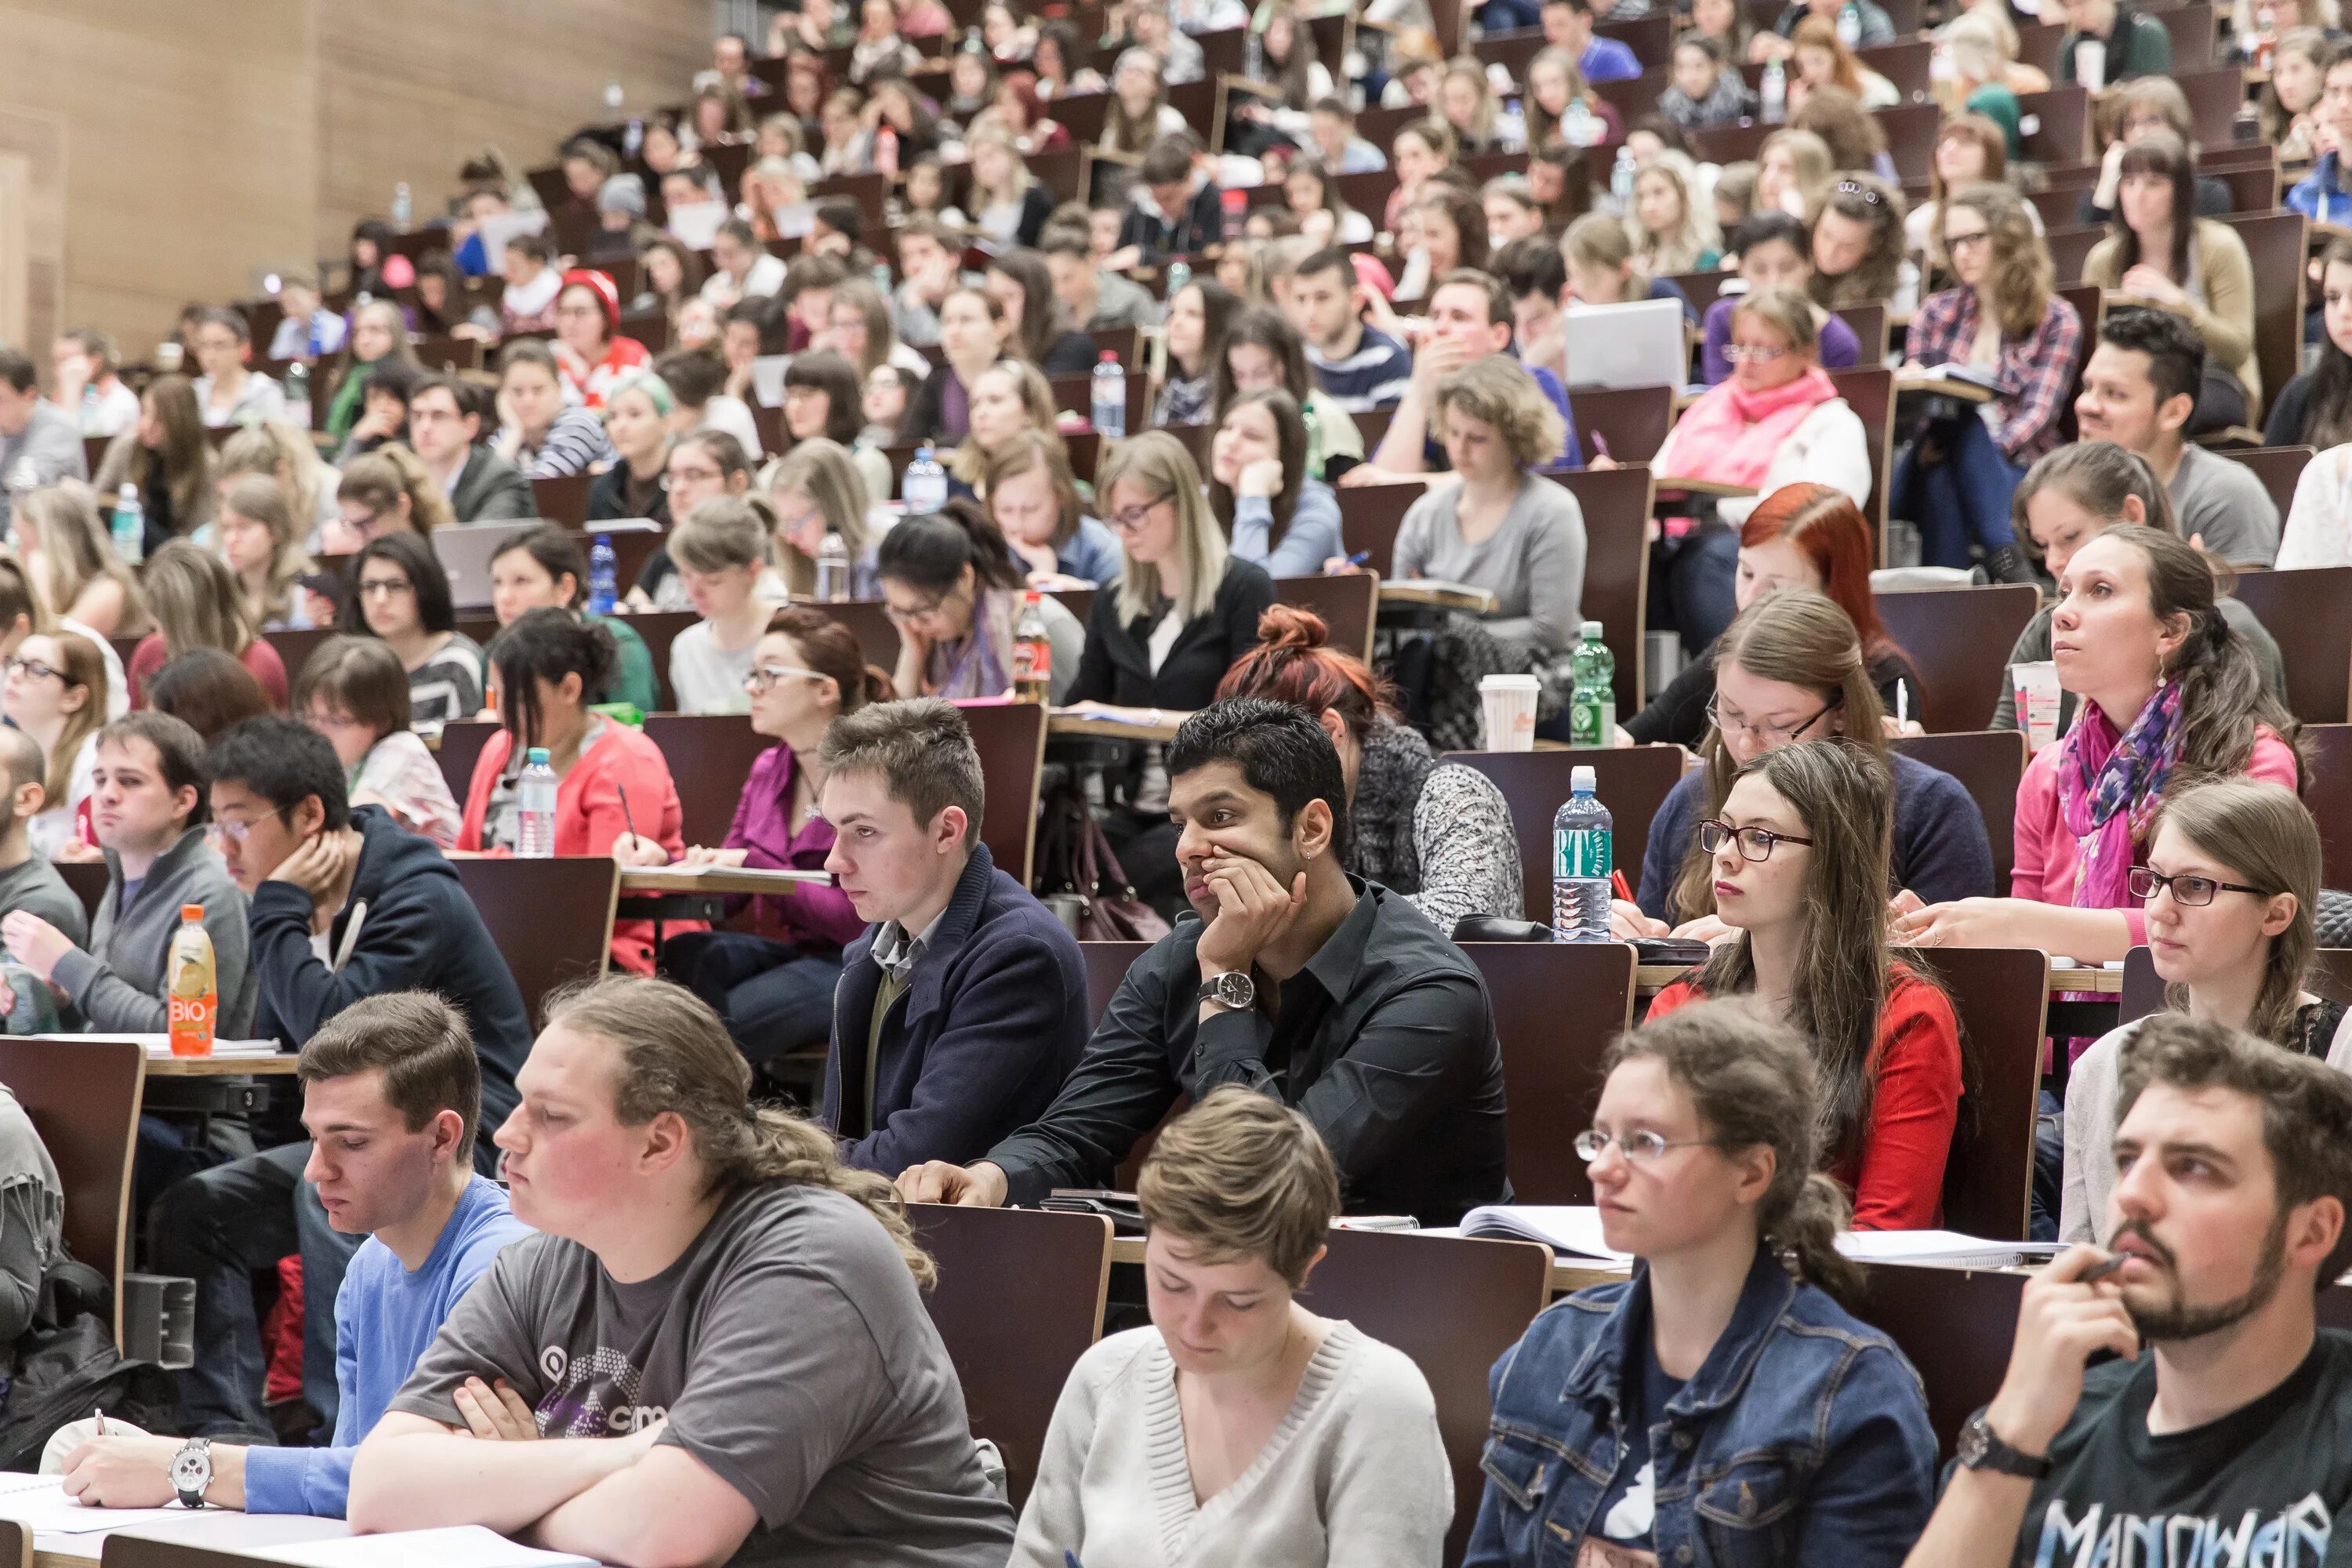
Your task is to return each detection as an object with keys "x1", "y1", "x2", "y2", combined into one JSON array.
[
  {"x1": 526, "y1": 746, "x2": 551, "y2": 764},
  {"x1": 118, "y1": 482, "x2": 138, "y2": 500},
  {"x1": 1100, "y1": 350, "x2": 1117, "y2": 361},
  {"x1": 1571, "y1": 765, "x2": 1596, "y2": 794},
  {"x1": 1581, "y1": 620, "x2": 1603, "y2": 639},
  {"x1": 180, "y1": 904, "x2": 205, "y2": 923}
]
